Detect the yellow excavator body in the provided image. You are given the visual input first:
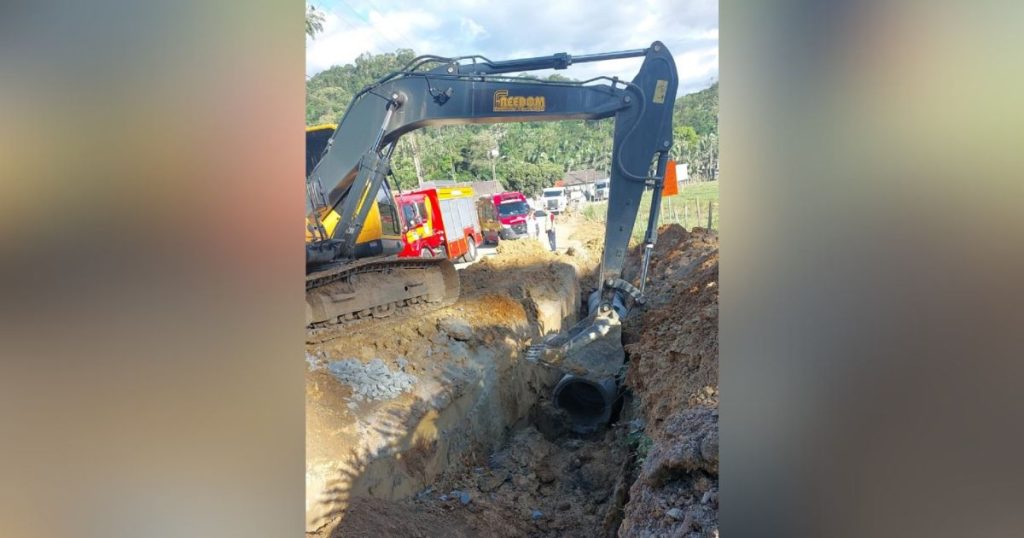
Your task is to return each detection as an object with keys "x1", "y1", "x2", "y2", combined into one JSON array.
[{"x1": 305, "y1": 124, "x2": 458, "y2": 332}]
